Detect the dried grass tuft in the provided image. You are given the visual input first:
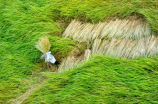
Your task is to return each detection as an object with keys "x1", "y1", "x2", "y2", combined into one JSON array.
[
  {"x1": 84, "y1": 49, "x2": 91, "y2": 60},
  {"x1": 35, "y1": 36, "x2": 51, "y2": 53},
  {"x1": 60, "y1": 19, "x2": 158, "y2": 71},
  {"x1": 92, "y1": 39, "x2": 102, "y2": 55},
  {"x1": 58, "y1": 55, "x2": 84, "y2": 73},
  {"x1": 63, "y1": 19, "x2": 152, "y2": 41},
  {"x1": 91, "y1": 36, "x2": 158, "y2": 58},
  {"x1": 58, "y1": 49, "x2": 92, "y2": 73}
]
